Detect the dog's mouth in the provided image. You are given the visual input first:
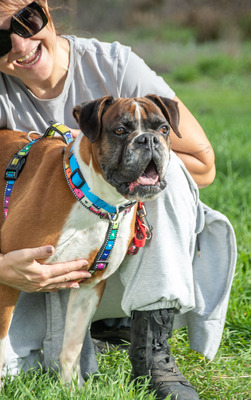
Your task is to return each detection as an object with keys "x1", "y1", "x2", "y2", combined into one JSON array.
[
  {"x1": 128, "y1": 160, "x2": 160, "y2": 193},
  {"x1": 121, "y1": 159, "x2": 167, "y2": 200},
  {"x1": 104, "y1": 156, "x2": 167, "y2": 200}
]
